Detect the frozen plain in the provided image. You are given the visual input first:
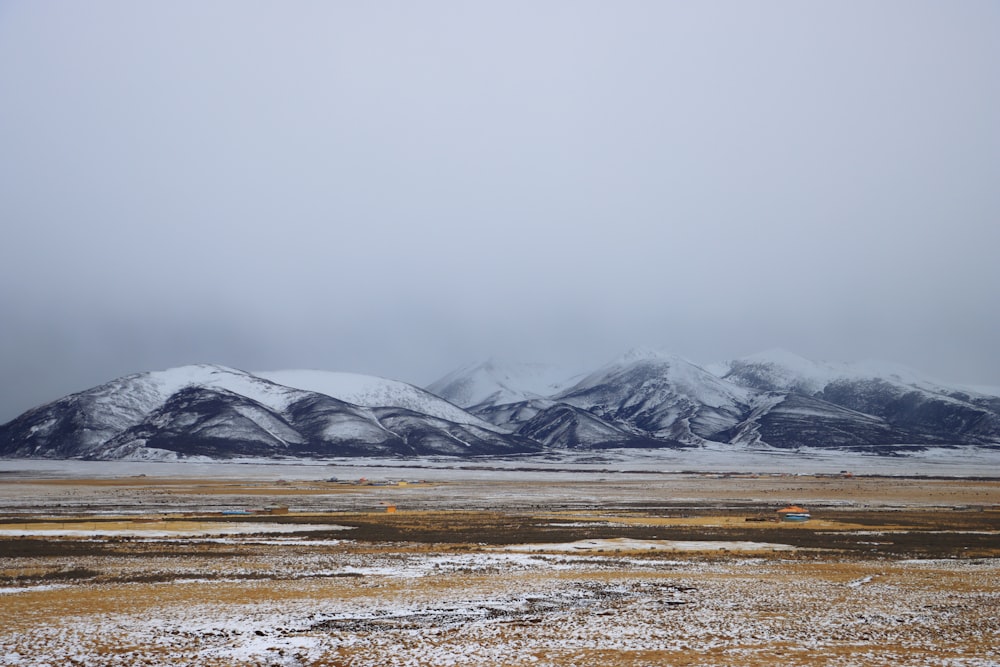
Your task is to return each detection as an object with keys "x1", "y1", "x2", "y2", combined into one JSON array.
[
  {"x1": 4, "y1": 444, "x2": 1000, "y2": 480},
  {"x1": 1, "y1": 453, "x2": 999, "y2": 666}
]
